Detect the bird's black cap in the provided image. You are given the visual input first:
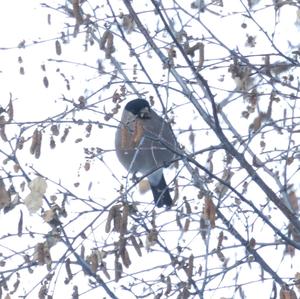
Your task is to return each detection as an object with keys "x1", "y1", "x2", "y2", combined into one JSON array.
[{"x1": 125, "y1": 99, "x2": 150, "y2": 115}]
